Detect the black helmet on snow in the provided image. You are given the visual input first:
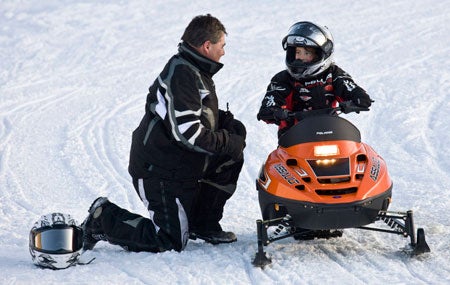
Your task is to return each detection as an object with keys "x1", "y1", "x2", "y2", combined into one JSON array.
[{"x1": 282, "y1": 21, "x2": 334, "y2": 80}]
